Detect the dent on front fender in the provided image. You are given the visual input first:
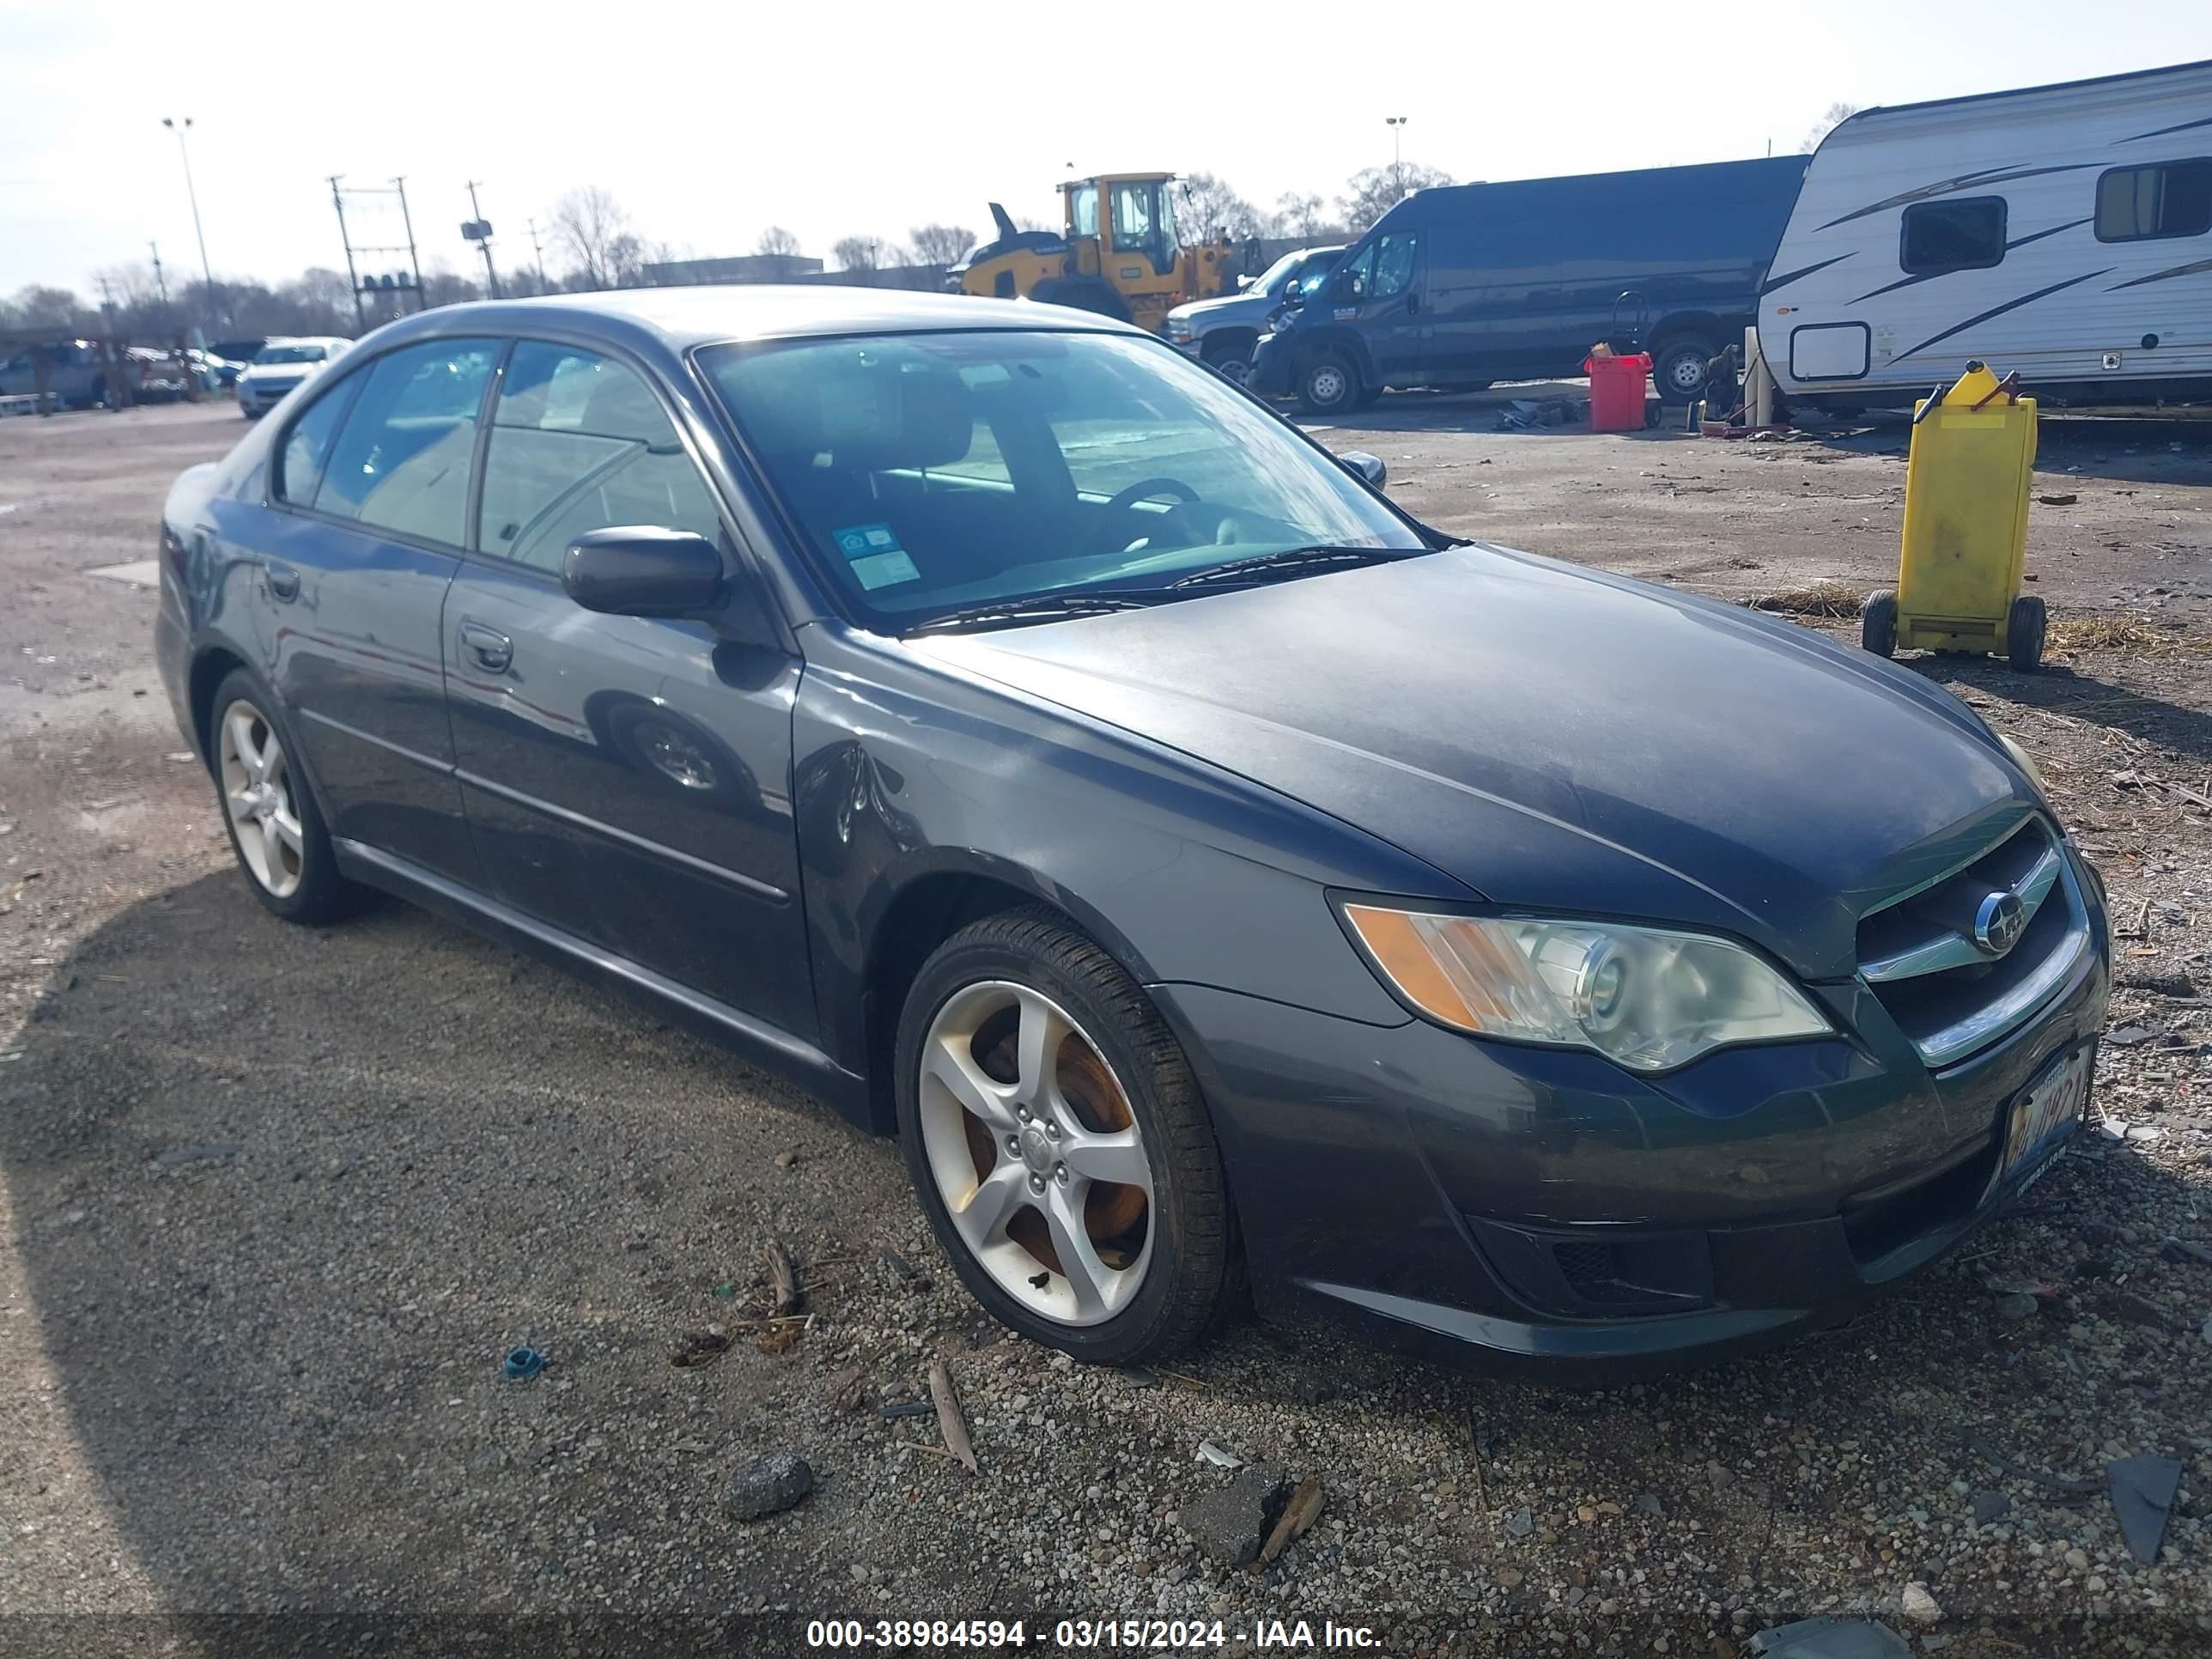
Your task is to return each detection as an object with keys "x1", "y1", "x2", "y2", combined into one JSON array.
[{"x1": 788, "y1": 628, "x2": 1455, "y2": 1077}]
